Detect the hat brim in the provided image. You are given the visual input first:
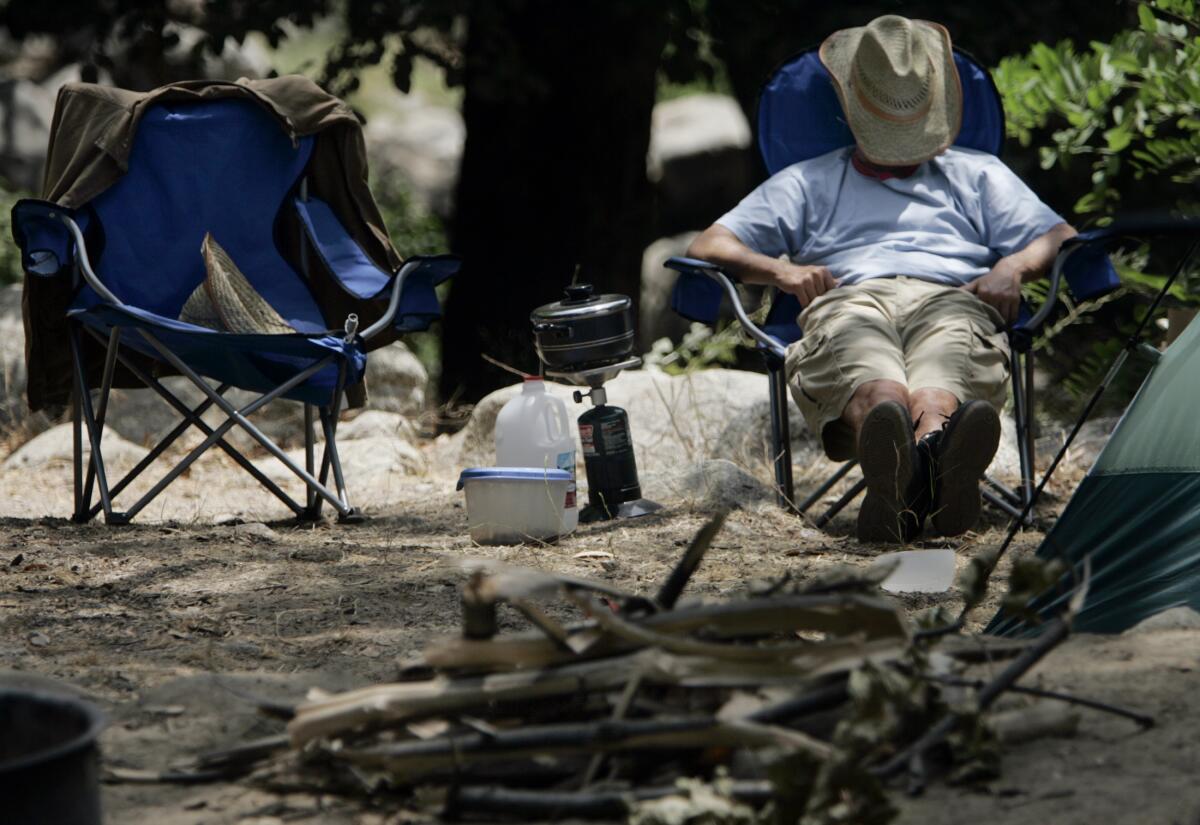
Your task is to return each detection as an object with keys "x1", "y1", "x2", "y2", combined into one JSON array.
[{"x1": 819, "y1": 20, "x2": 961, "y2": 166}]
